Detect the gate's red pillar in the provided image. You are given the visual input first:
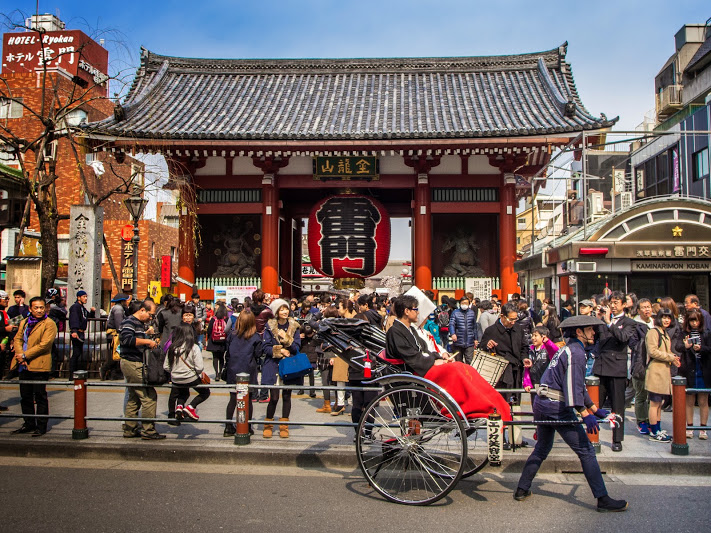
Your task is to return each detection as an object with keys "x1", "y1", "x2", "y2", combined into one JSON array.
[
  {"x1": 499, "y1": 178, "x2": 517, "y2": 303},
  {"x1": 414, "y1": 174, "x2": 432, "y2": 291},
  {"x1": 405, "y1": 155, "x2": 439, "y2": 292},
  {"x1": 254, "y1": 156, "x2": 289, "y2": 297},
  {"x1": 177, "y1": 203, "x2": 195, "y2": 300},
  {"x1": 261, "y1": 174, "x2": 280, "y2": 296},
  {"x1": 170, "y1": 158, "x2": 200, "y2": 301}
]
